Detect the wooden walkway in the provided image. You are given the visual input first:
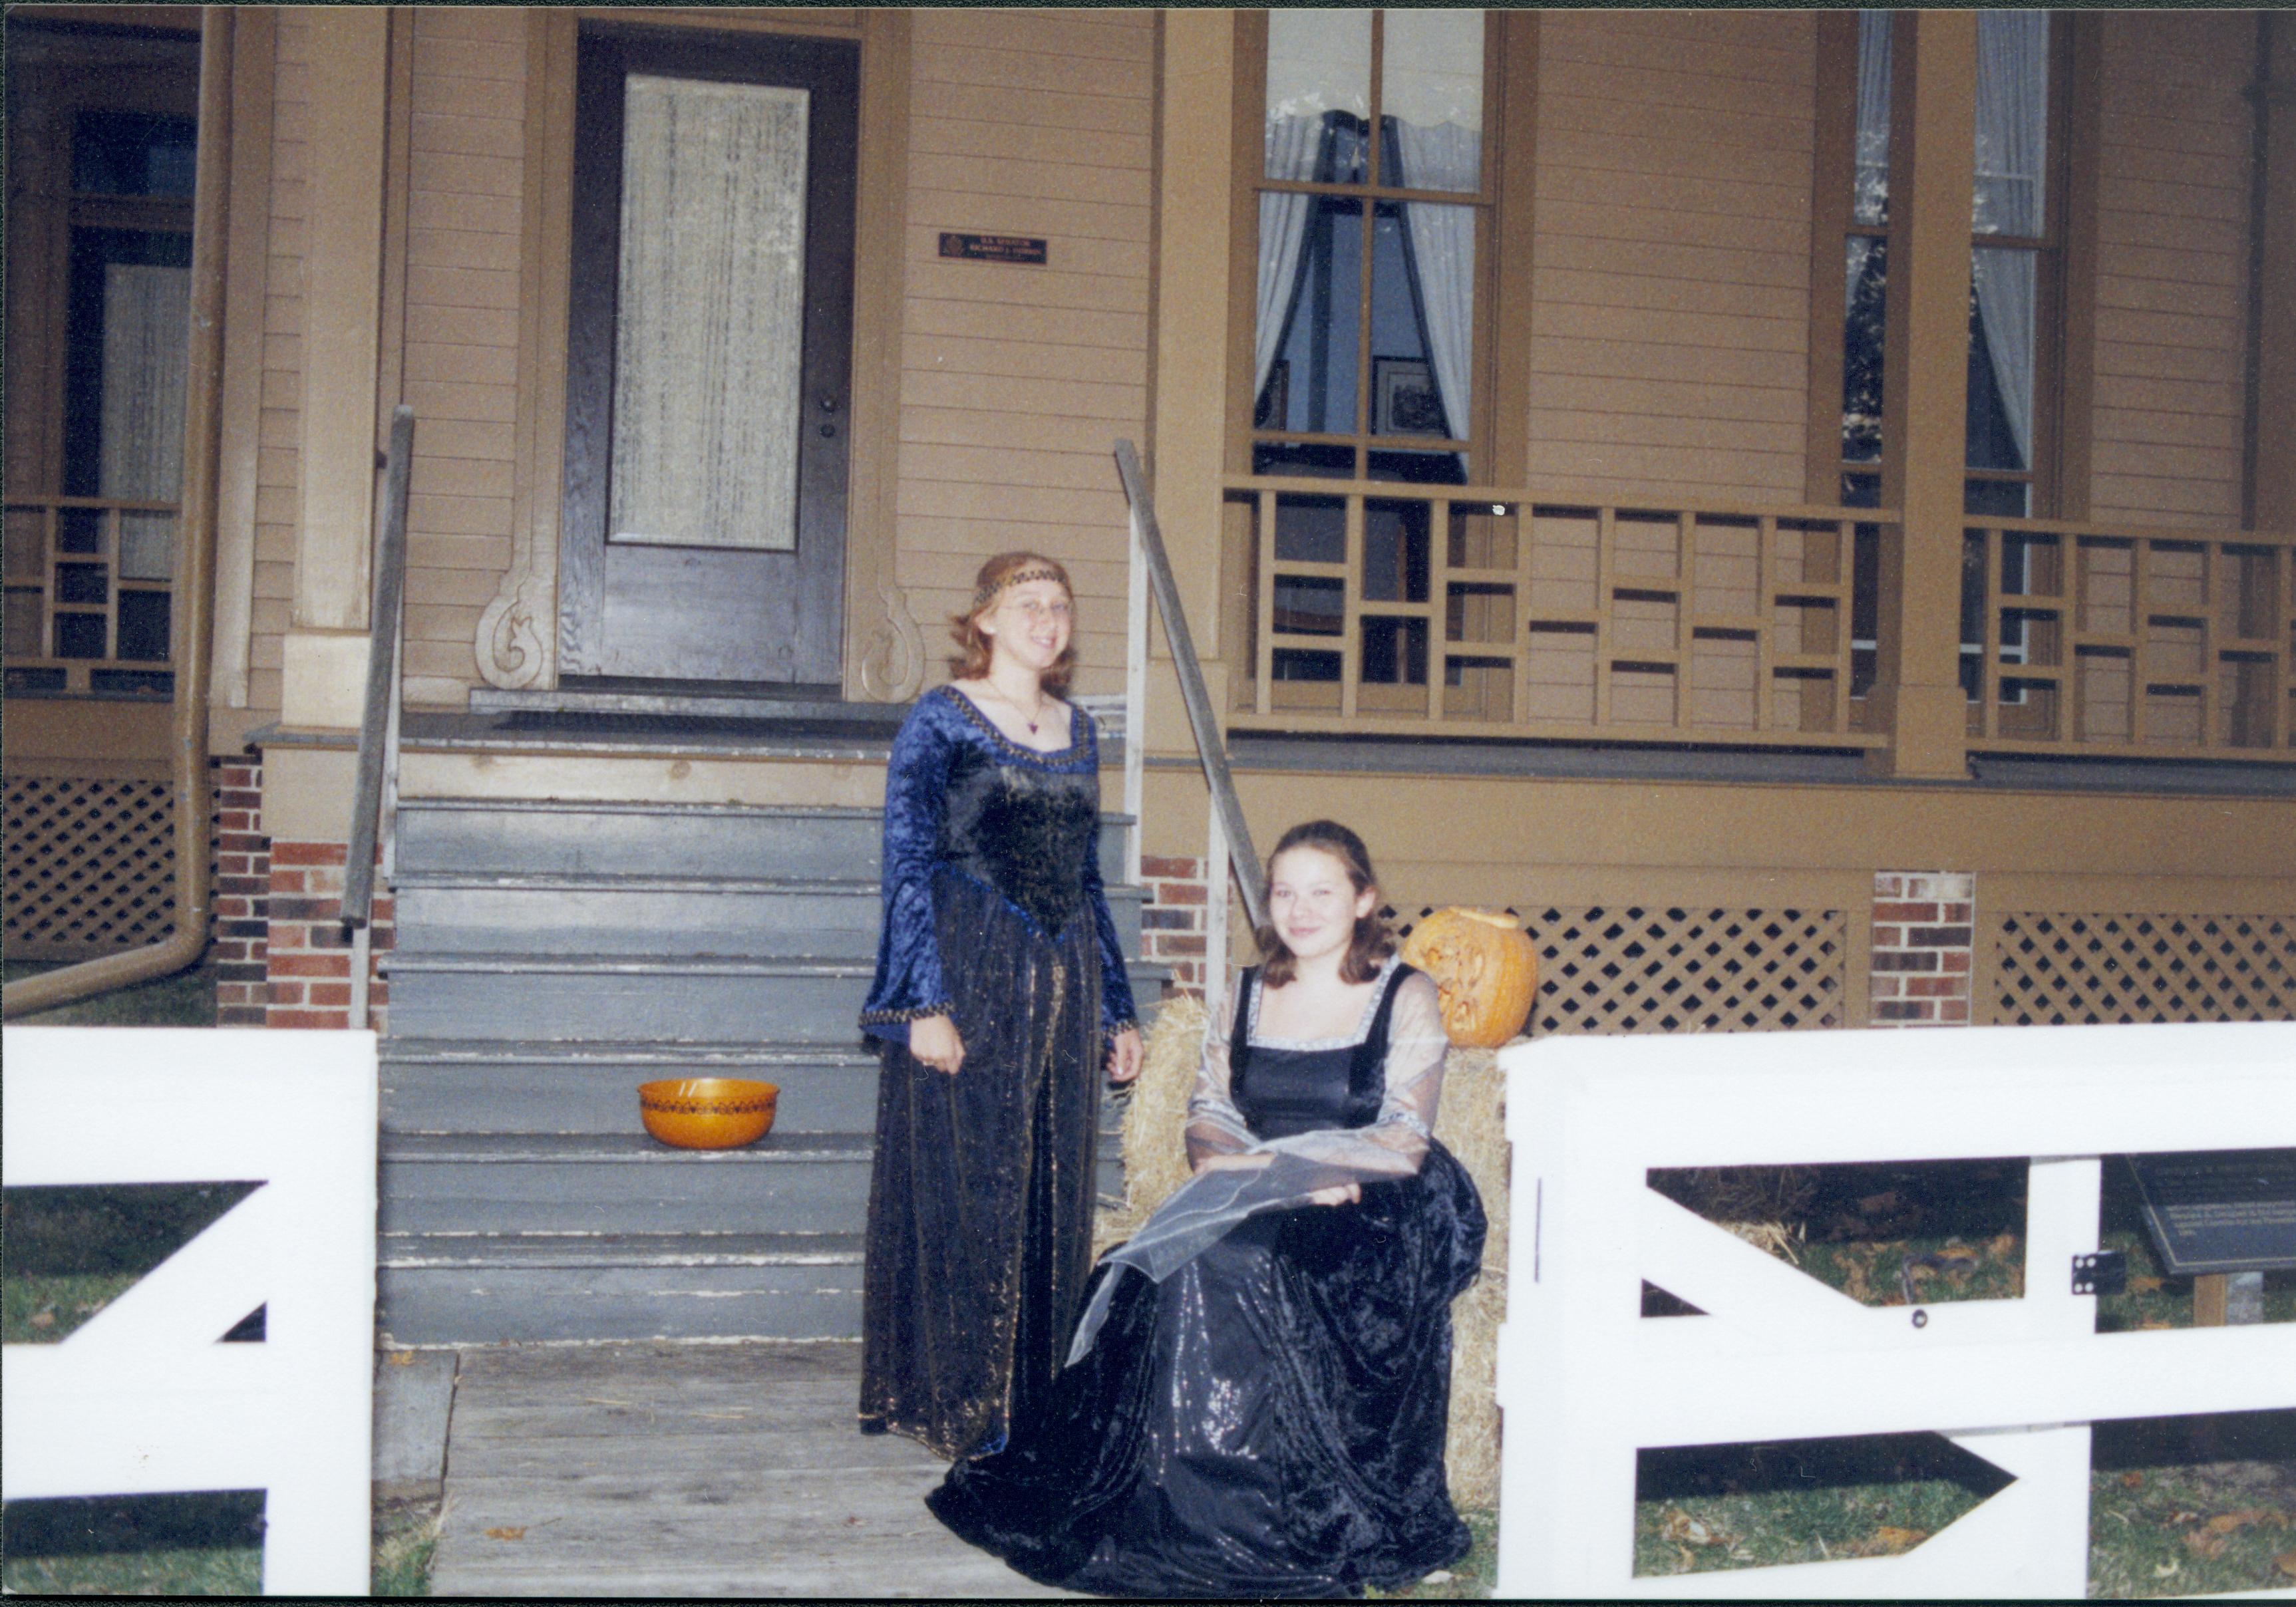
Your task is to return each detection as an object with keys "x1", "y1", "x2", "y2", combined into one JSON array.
[{"x1": 429, "y1": 1340, "x2": 1072, "y2": 1598}]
